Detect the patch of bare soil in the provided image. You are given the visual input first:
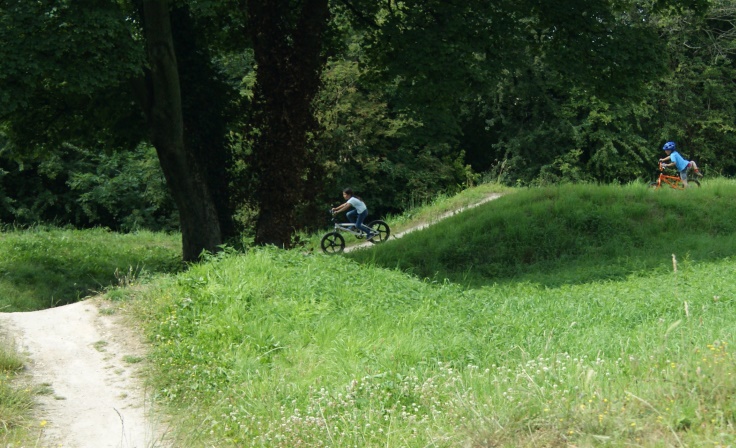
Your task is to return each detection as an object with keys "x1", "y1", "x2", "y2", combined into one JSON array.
[{"x1": 0, "y1": 298, "x2": 169, "y2": 448}]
